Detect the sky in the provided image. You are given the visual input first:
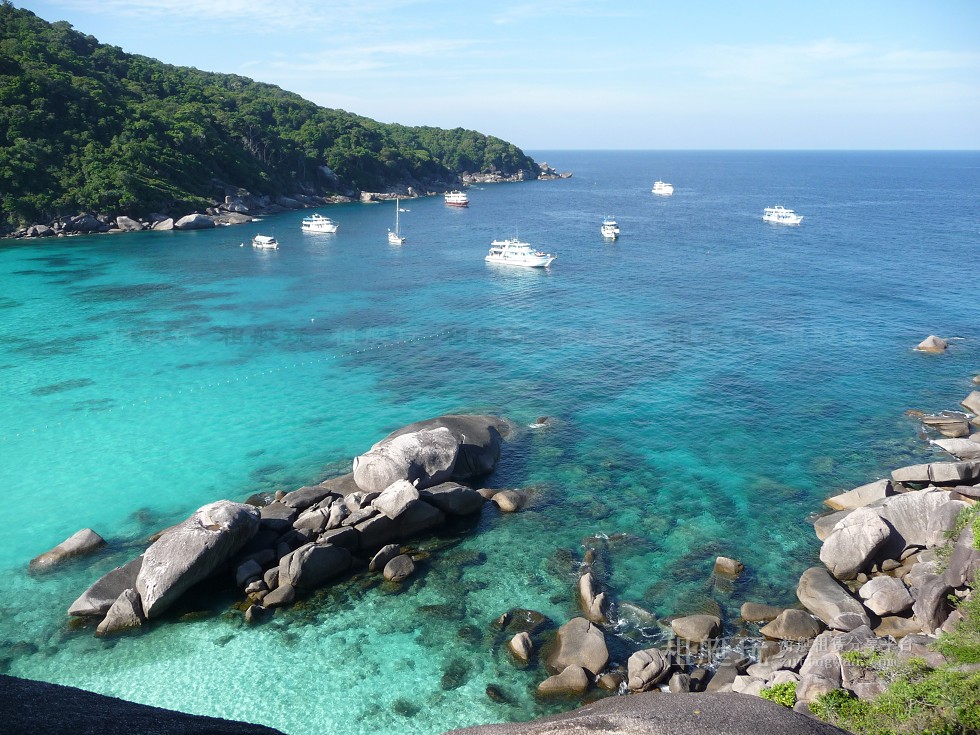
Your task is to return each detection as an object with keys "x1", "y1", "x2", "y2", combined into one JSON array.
[{"x1": 13, "y1": 0, "x2": 980, "y2": 150}]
